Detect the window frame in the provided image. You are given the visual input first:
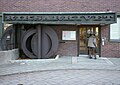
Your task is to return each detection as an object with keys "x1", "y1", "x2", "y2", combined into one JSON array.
[
  {"x1": 62, "y1": 30, "x2": 77, "y2": 41},
  {"x1": 109, "y1": 16, "x2": 120, "y2": 43}
]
